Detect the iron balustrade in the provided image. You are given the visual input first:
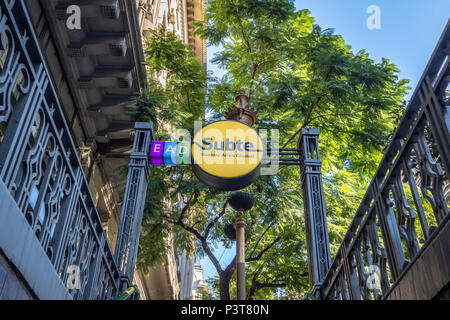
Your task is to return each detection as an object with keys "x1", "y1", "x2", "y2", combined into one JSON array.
[
  {"x1": 321, "y1": 21, "x2": 450, "y2": 300},
  {"x1": 0, "y1": 0, "x2": 121, "y2": 299}
]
